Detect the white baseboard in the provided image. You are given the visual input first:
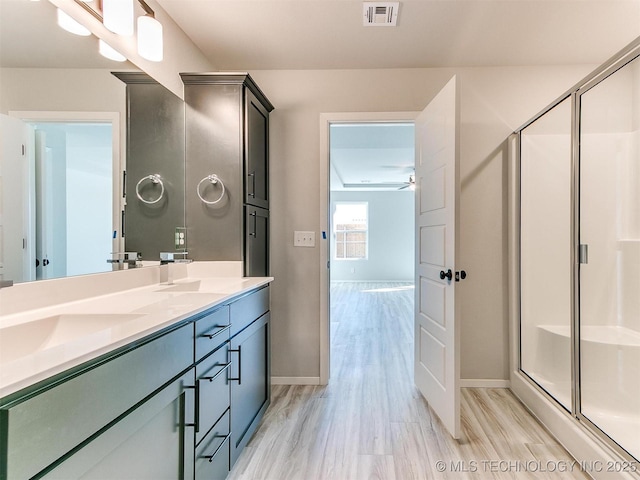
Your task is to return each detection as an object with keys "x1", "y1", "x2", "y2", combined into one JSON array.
[
  {"x1": 271, "y1": 377, "x2": 321, "y2": 385},
  {"x1": 460, "y1": 379, "x2": 510, "y2": 388},
  {"x1": 329, "y1": 280, "x2": 414, "y2": 284}
]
